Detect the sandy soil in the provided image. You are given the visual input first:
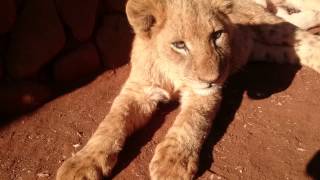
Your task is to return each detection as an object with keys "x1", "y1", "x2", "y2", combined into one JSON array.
[{"x1": 0, "y1": 61, "x2": 319, "y2": 180}]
